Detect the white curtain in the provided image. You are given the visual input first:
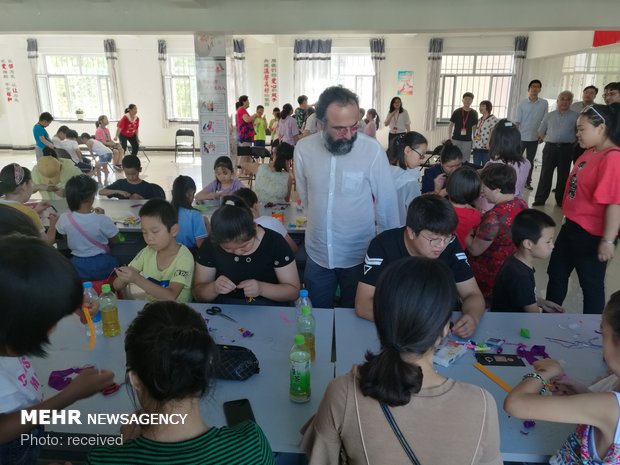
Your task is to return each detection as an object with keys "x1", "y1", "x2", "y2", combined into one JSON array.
[
  {"x1": 157, "y1": 39, "x2": 170, "y2": 128},
  {"x1": 104, "y1": 39, "x2": 123, "y2": 121},
  {"x1": 293, "y1": 39, "x2": 332, "y2": 103},
  {"x1": 424, "y1": 38, "x2": 443, "y2": 132},
  {"x1": 233, "y1": 39, "x2": 247, "y2": 99},
  {"x1": 27, "y1": 38, "x2": 42, "y2": 112},
  {"x1": 508, "y1": 36, "x2": 529, "y2": 120},
  {"x1": 369, "y1": 38, "x2": 385, "y2": 111}
]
